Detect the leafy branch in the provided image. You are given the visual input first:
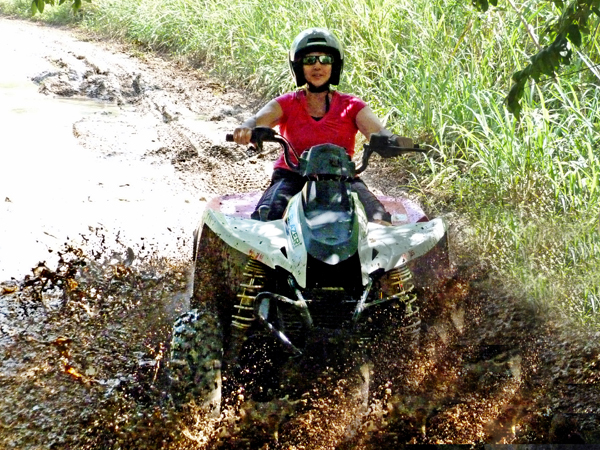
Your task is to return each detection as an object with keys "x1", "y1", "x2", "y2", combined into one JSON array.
[
  {"x1": 30, "y1": 0, "x2": 88, "y2": 15},
  {"x1": 472, "y1": 0, "x2": 600, "y2": 117}
]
